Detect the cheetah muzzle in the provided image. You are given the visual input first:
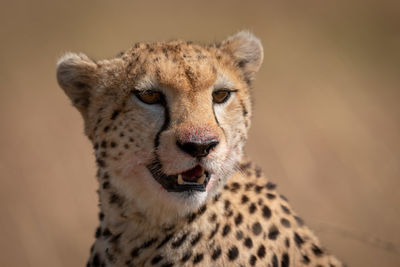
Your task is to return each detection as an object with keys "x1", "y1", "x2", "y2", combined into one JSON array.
[{"x1": 147, "y1": 160, "x2": 211, "y2": 192}]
